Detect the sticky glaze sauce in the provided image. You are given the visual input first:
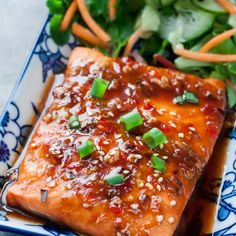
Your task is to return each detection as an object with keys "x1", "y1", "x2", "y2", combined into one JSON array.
[
  {"x1": 5, "y1": 54, "x2": 227, "y2": 235},
  {"x1": 8, "y1": 133, "x2": 228, "y2": 235}
]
